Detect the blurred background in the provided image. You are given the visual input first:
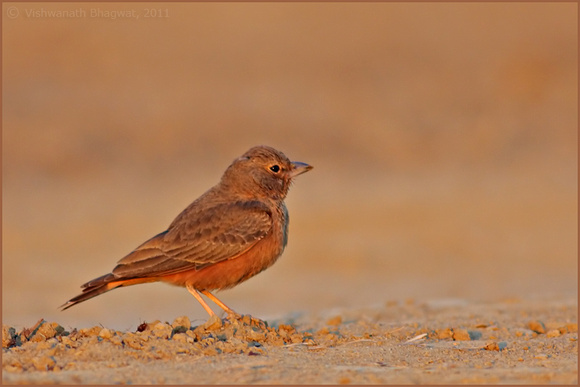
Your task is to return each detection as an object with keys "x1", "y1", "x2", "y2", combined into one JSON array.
[{"x1": 3, "y1": 2, "x2": 577, "y2": 331}]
